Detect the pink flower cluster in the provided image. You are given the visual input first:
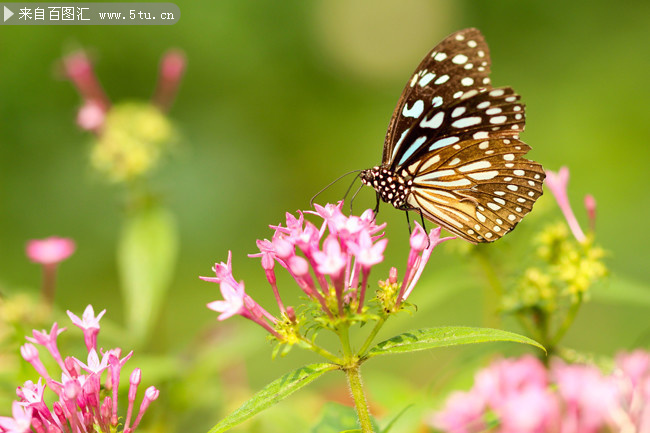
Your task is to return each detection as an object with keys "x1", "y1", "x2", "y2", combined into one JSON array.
[
  {"x1": 0, "y1": 306, "x2": 159, "y2": 433},
  {"x1": 201, "y1": 202, "x2": 454, "y2": 335},
  {"x1": 430, "y1": 352, "x2": 650, "y2": 433}
]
